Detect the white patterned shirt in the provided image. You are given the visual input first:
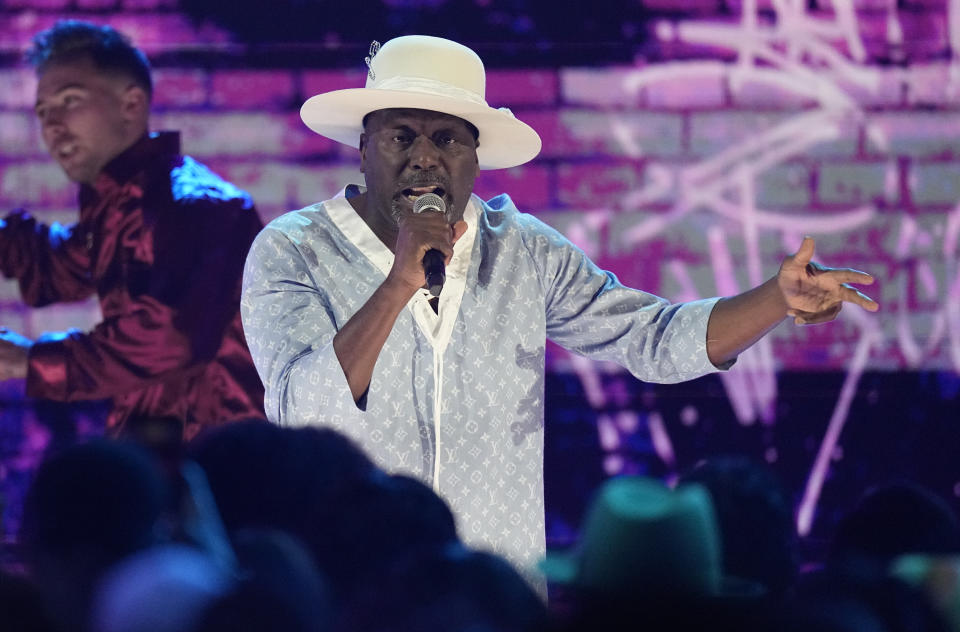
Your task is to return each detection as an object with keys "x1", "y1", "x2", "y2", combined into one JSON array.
[{"x1": 240, "y1": 187, "x2": 725, "y2": 575}]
